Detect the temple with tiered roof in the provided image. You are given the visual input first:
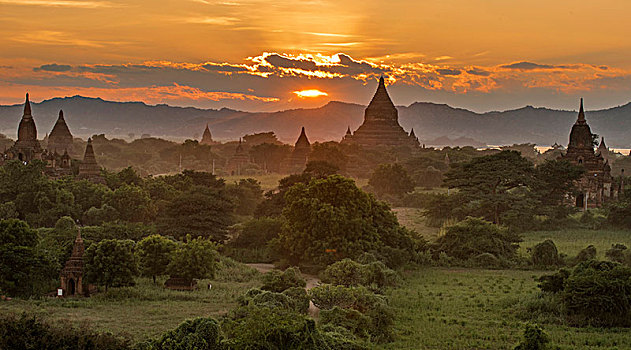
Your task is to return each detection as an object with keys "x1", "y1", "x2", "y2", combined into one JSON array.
[
  {"x1": 279, "y1": 127, "x2": 311, "y2": 174},
  {"x1": 560, "y1": 98, "x2": 617, "y2": 208},
  {"x1": 341, "y1": 77, "x2": 419, "y2": 148}
]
